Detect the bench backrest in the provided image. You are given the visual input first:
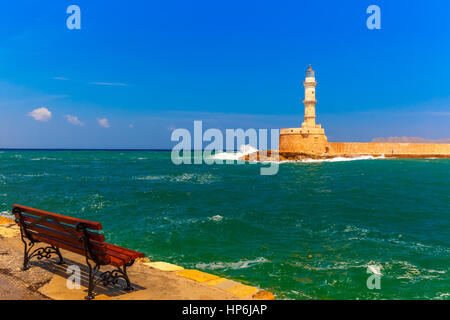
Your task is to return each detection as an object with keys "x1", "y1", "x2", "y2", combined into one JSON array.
[{"x1": 12, "y1": 204, "x2": 109, "y2": 263}]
